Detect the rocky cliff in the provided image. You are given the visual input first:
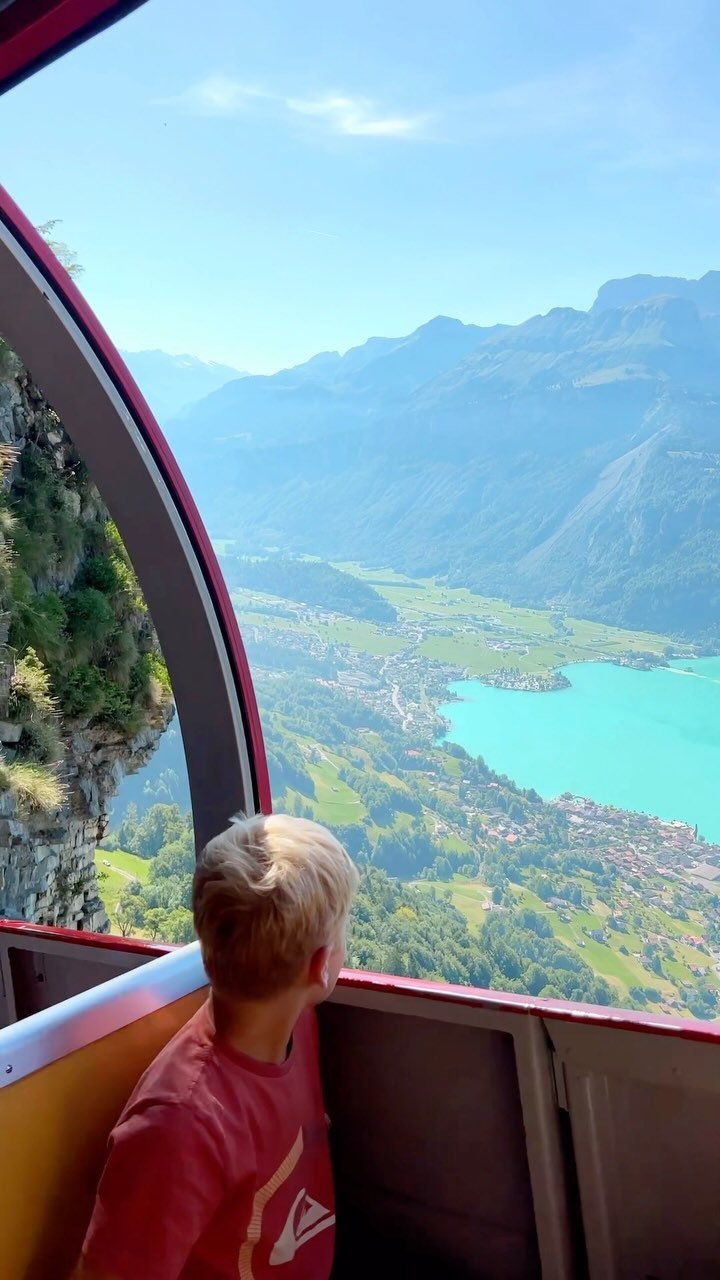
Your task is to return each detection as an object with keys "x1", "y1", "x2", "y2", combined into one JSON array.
[{"x1": 0, "y1": 343, "x2": 172, "y2": 931}]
